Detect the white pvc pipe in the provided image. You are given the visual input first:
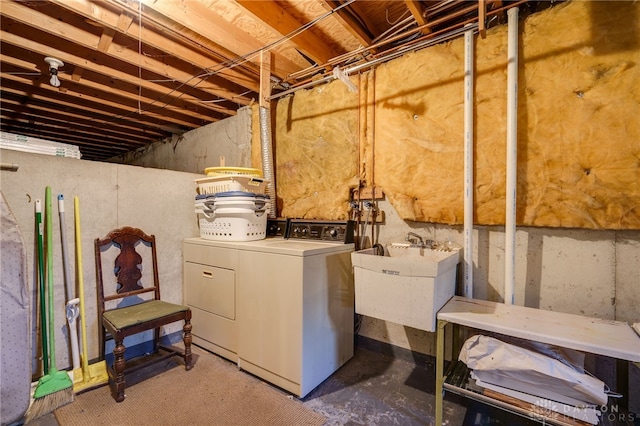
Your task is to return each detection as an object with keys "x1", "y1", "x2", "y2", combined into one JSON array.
[
  {"x1": 463, "y1": 27, "x2": 474, "y2": 299},
  {"x1": 505, "y1": 7, "x2": 519, "y2": 305}
]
